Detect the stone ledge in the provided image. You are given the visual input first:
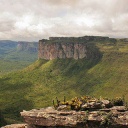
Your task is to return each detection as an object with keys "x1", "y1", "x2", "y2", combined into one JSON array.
[{"x1": 20, "y1": 106, "x2": 128, "y2": 128}]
